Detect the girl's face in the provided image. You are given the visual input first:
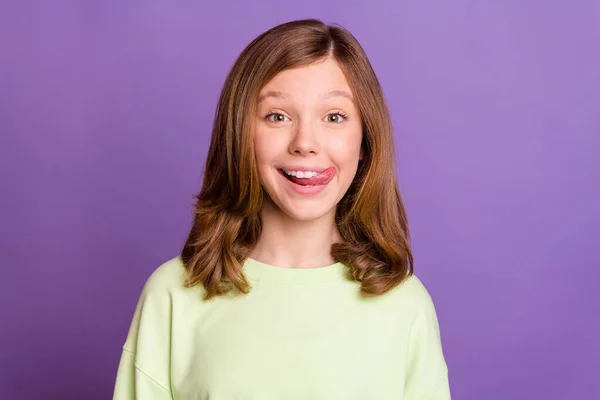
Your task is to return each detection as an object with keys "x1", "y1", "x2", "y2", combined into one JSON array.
[{"x1": 254, "y1": 57, "x2": 363, "y2": 222}]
